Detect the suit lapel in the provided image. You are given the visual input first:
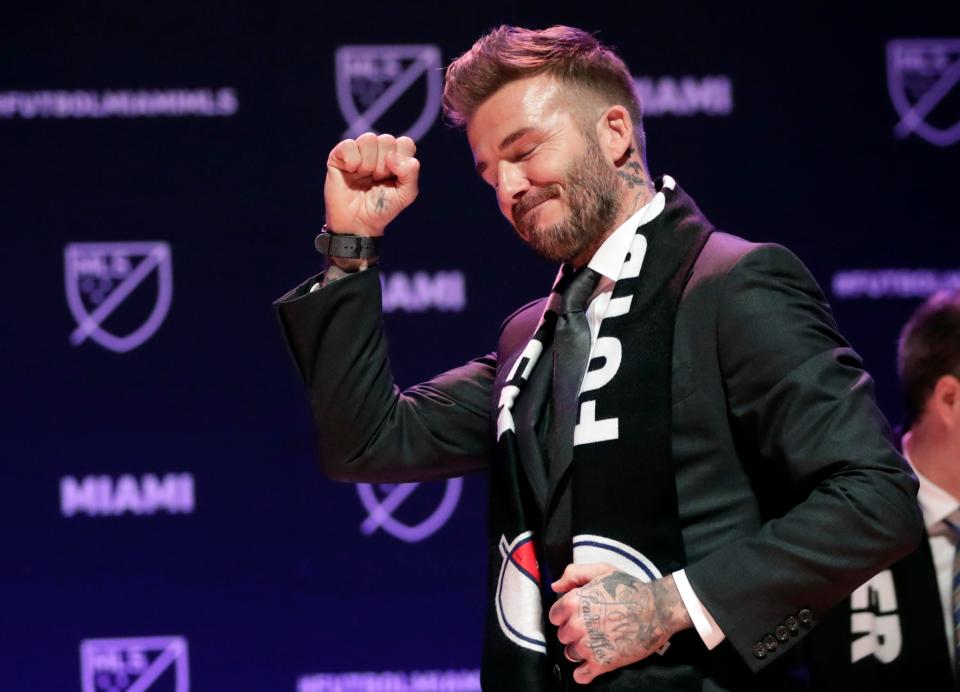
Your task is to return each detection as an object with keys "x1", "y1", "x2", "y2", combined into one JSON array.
[
  {"x1": 494, "y1": 299, "x2": 550, "y2": 513},
  {"x1": 514, "y1": 339, "x2": 551, "y2": 512}
]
